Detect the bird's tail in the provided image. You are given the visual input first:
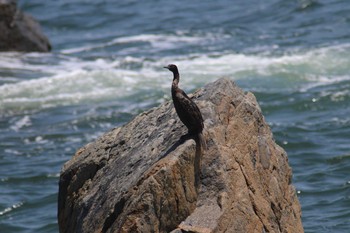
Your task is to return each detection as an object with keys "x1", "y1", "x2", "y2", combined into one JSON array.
[
  {"x1": 198, "y1": 132, "x2": 207, "y2": 152},
  {"x1": 194, "y1": 132, "x2": 206, "y2": 189}
]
